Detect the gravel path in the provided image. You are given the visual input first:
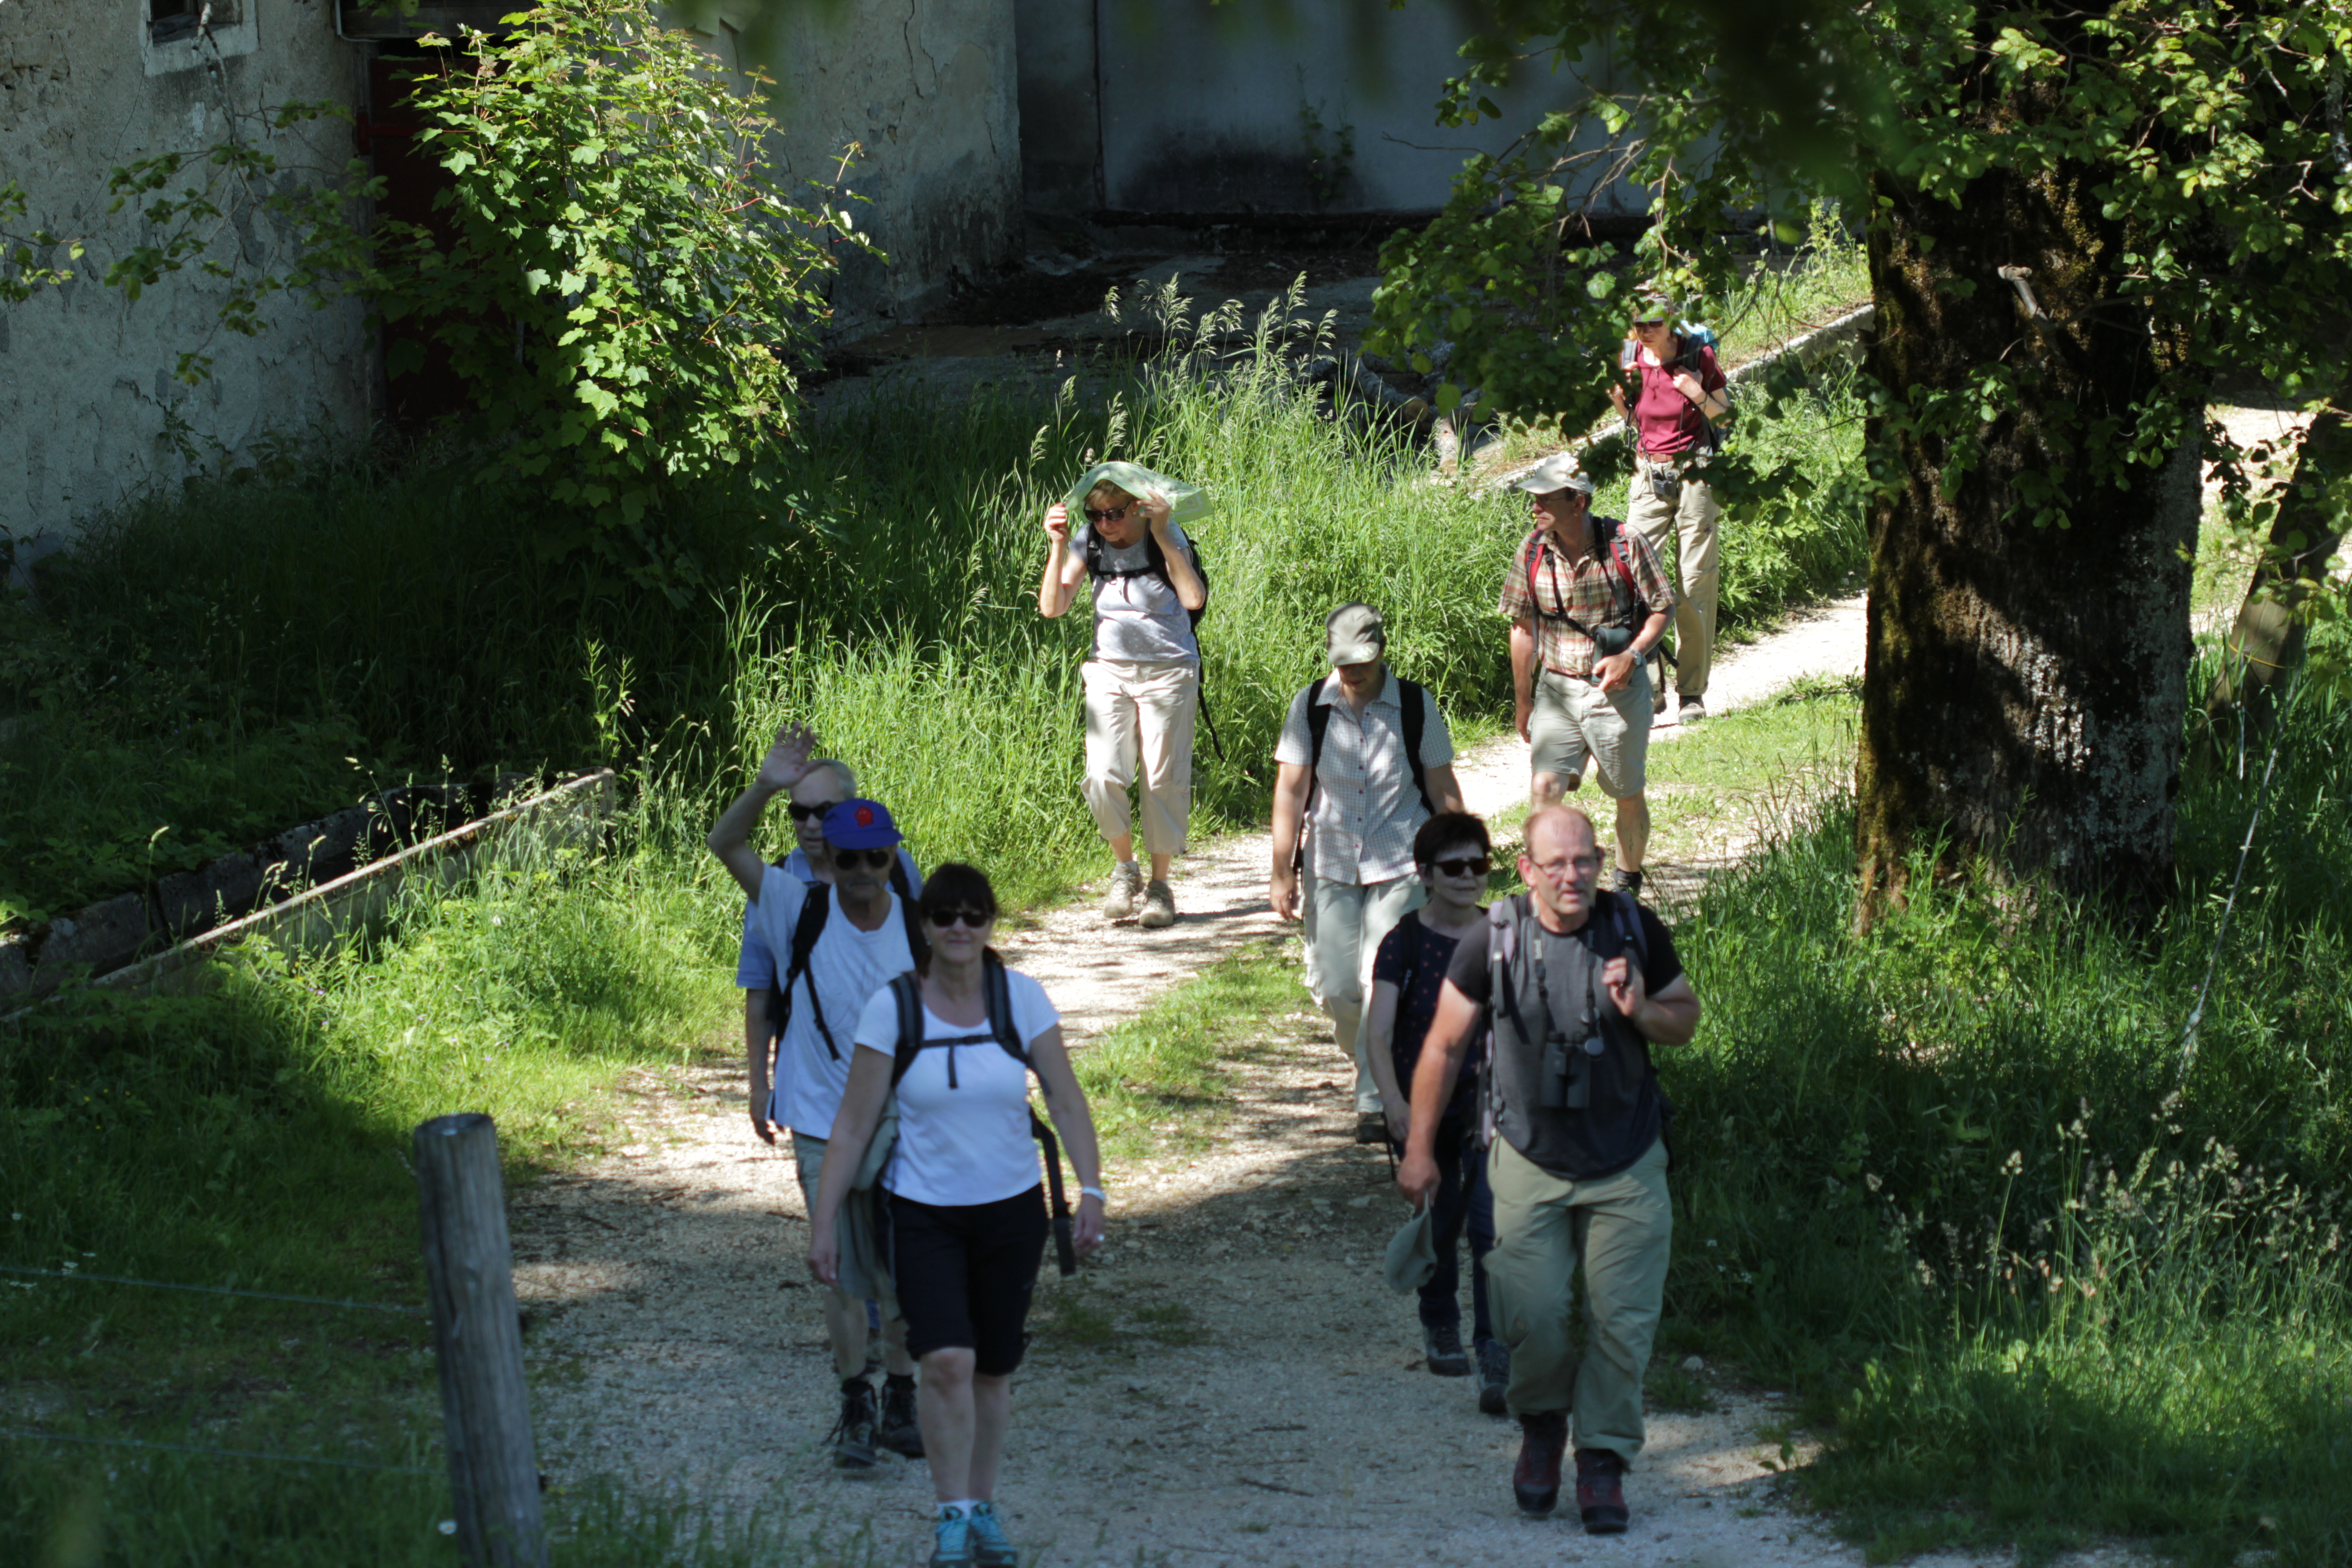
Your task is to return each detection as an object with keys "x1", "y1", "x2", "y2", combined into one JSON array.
[{"x1": 514, "y1": 598, "x2": 2145, "y2": 1568}]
